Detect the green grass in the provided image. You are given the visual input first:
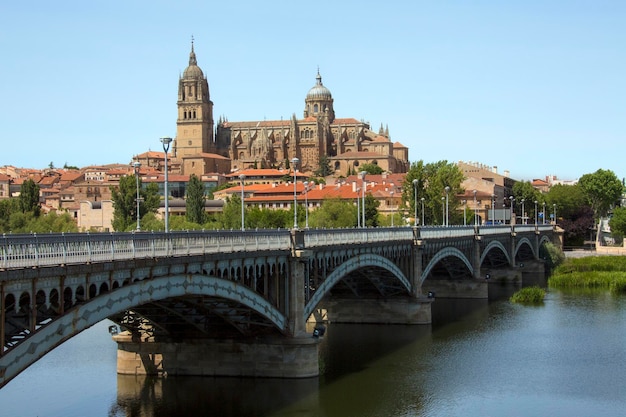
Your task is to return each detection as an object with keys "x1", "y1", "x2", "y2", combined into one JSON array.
[
  {"x1": 510, "y1": 286, "x2": 546, "y2": 304},
  {"x1": 549, "y1": 256, "x2": 626, "y2": 294}
]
